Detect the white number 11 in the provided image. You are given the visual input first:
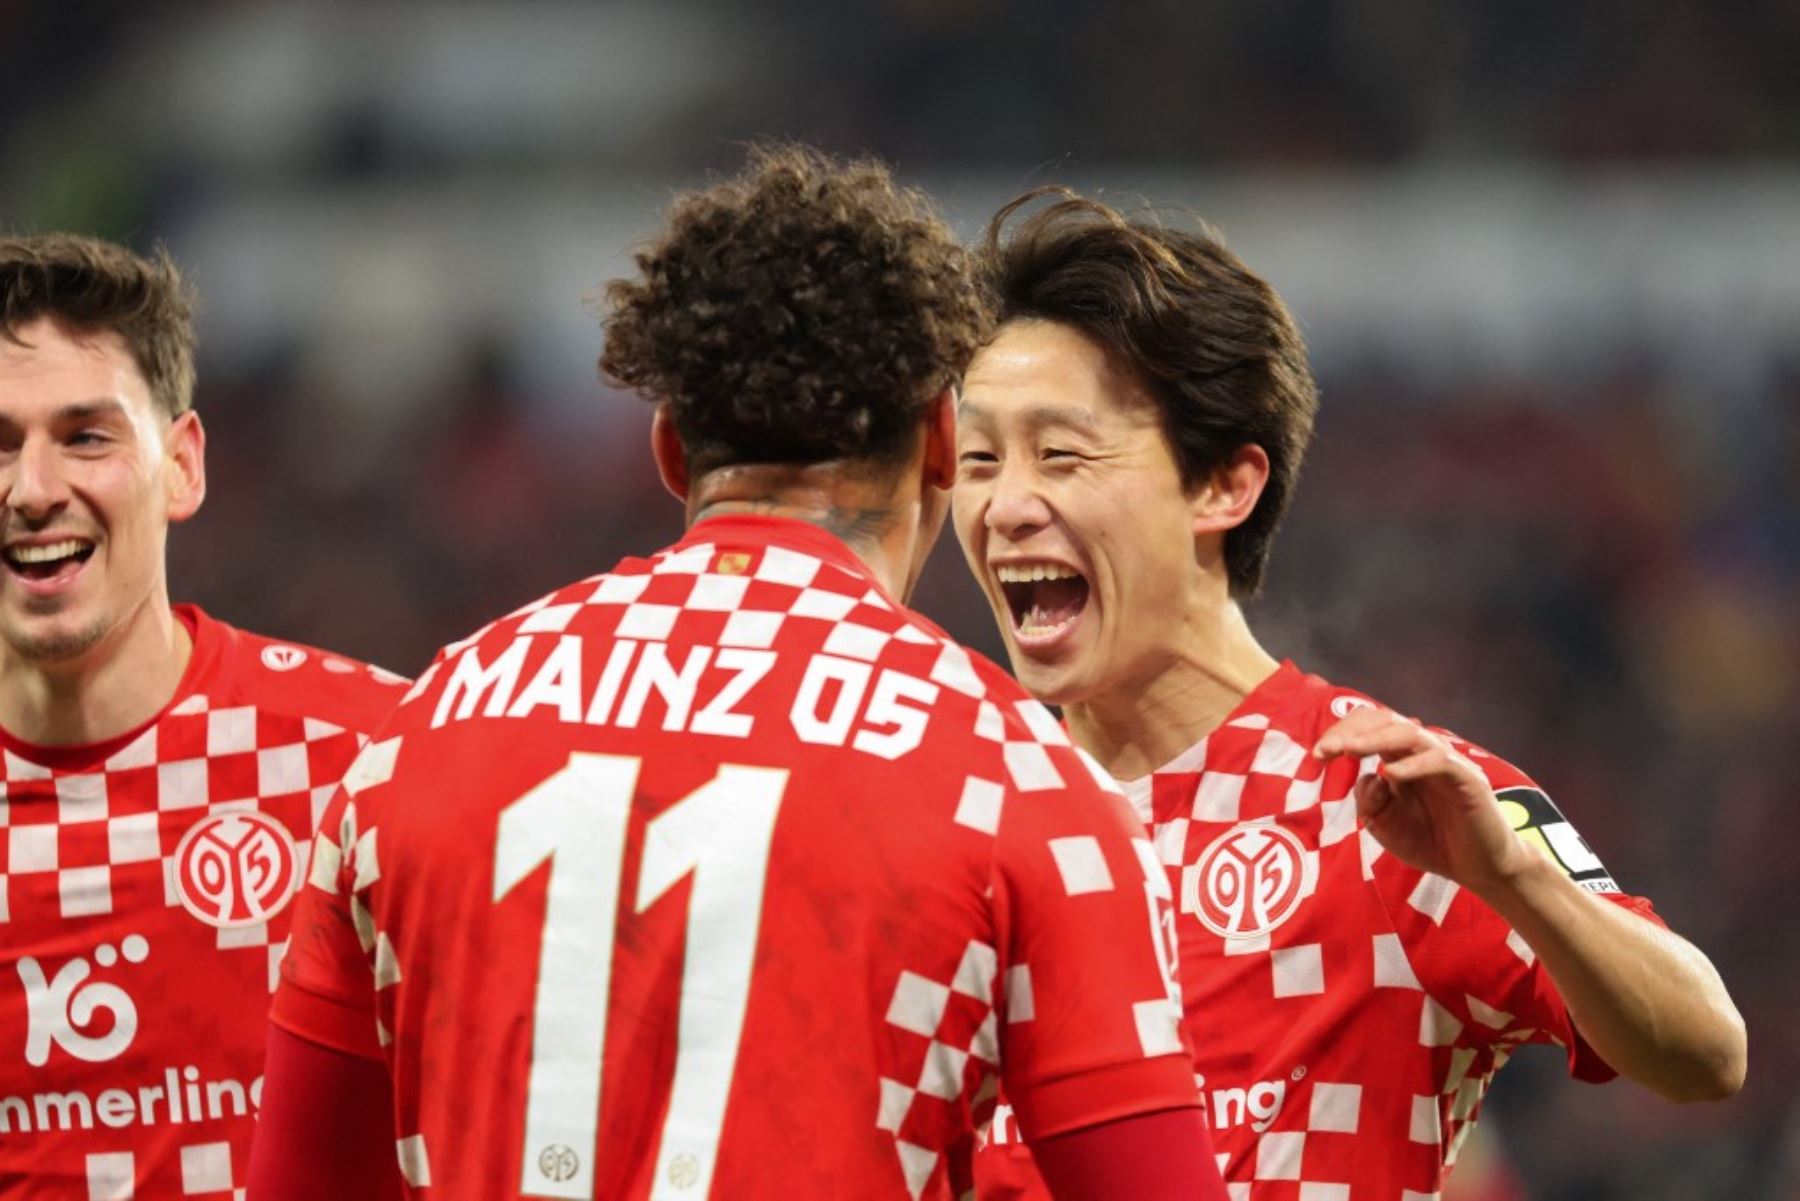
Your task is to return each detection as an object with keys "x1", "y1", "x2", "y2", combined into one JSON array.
[{"x1": 493, "y1": 753, "x2": 788, "y2": 1199}]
